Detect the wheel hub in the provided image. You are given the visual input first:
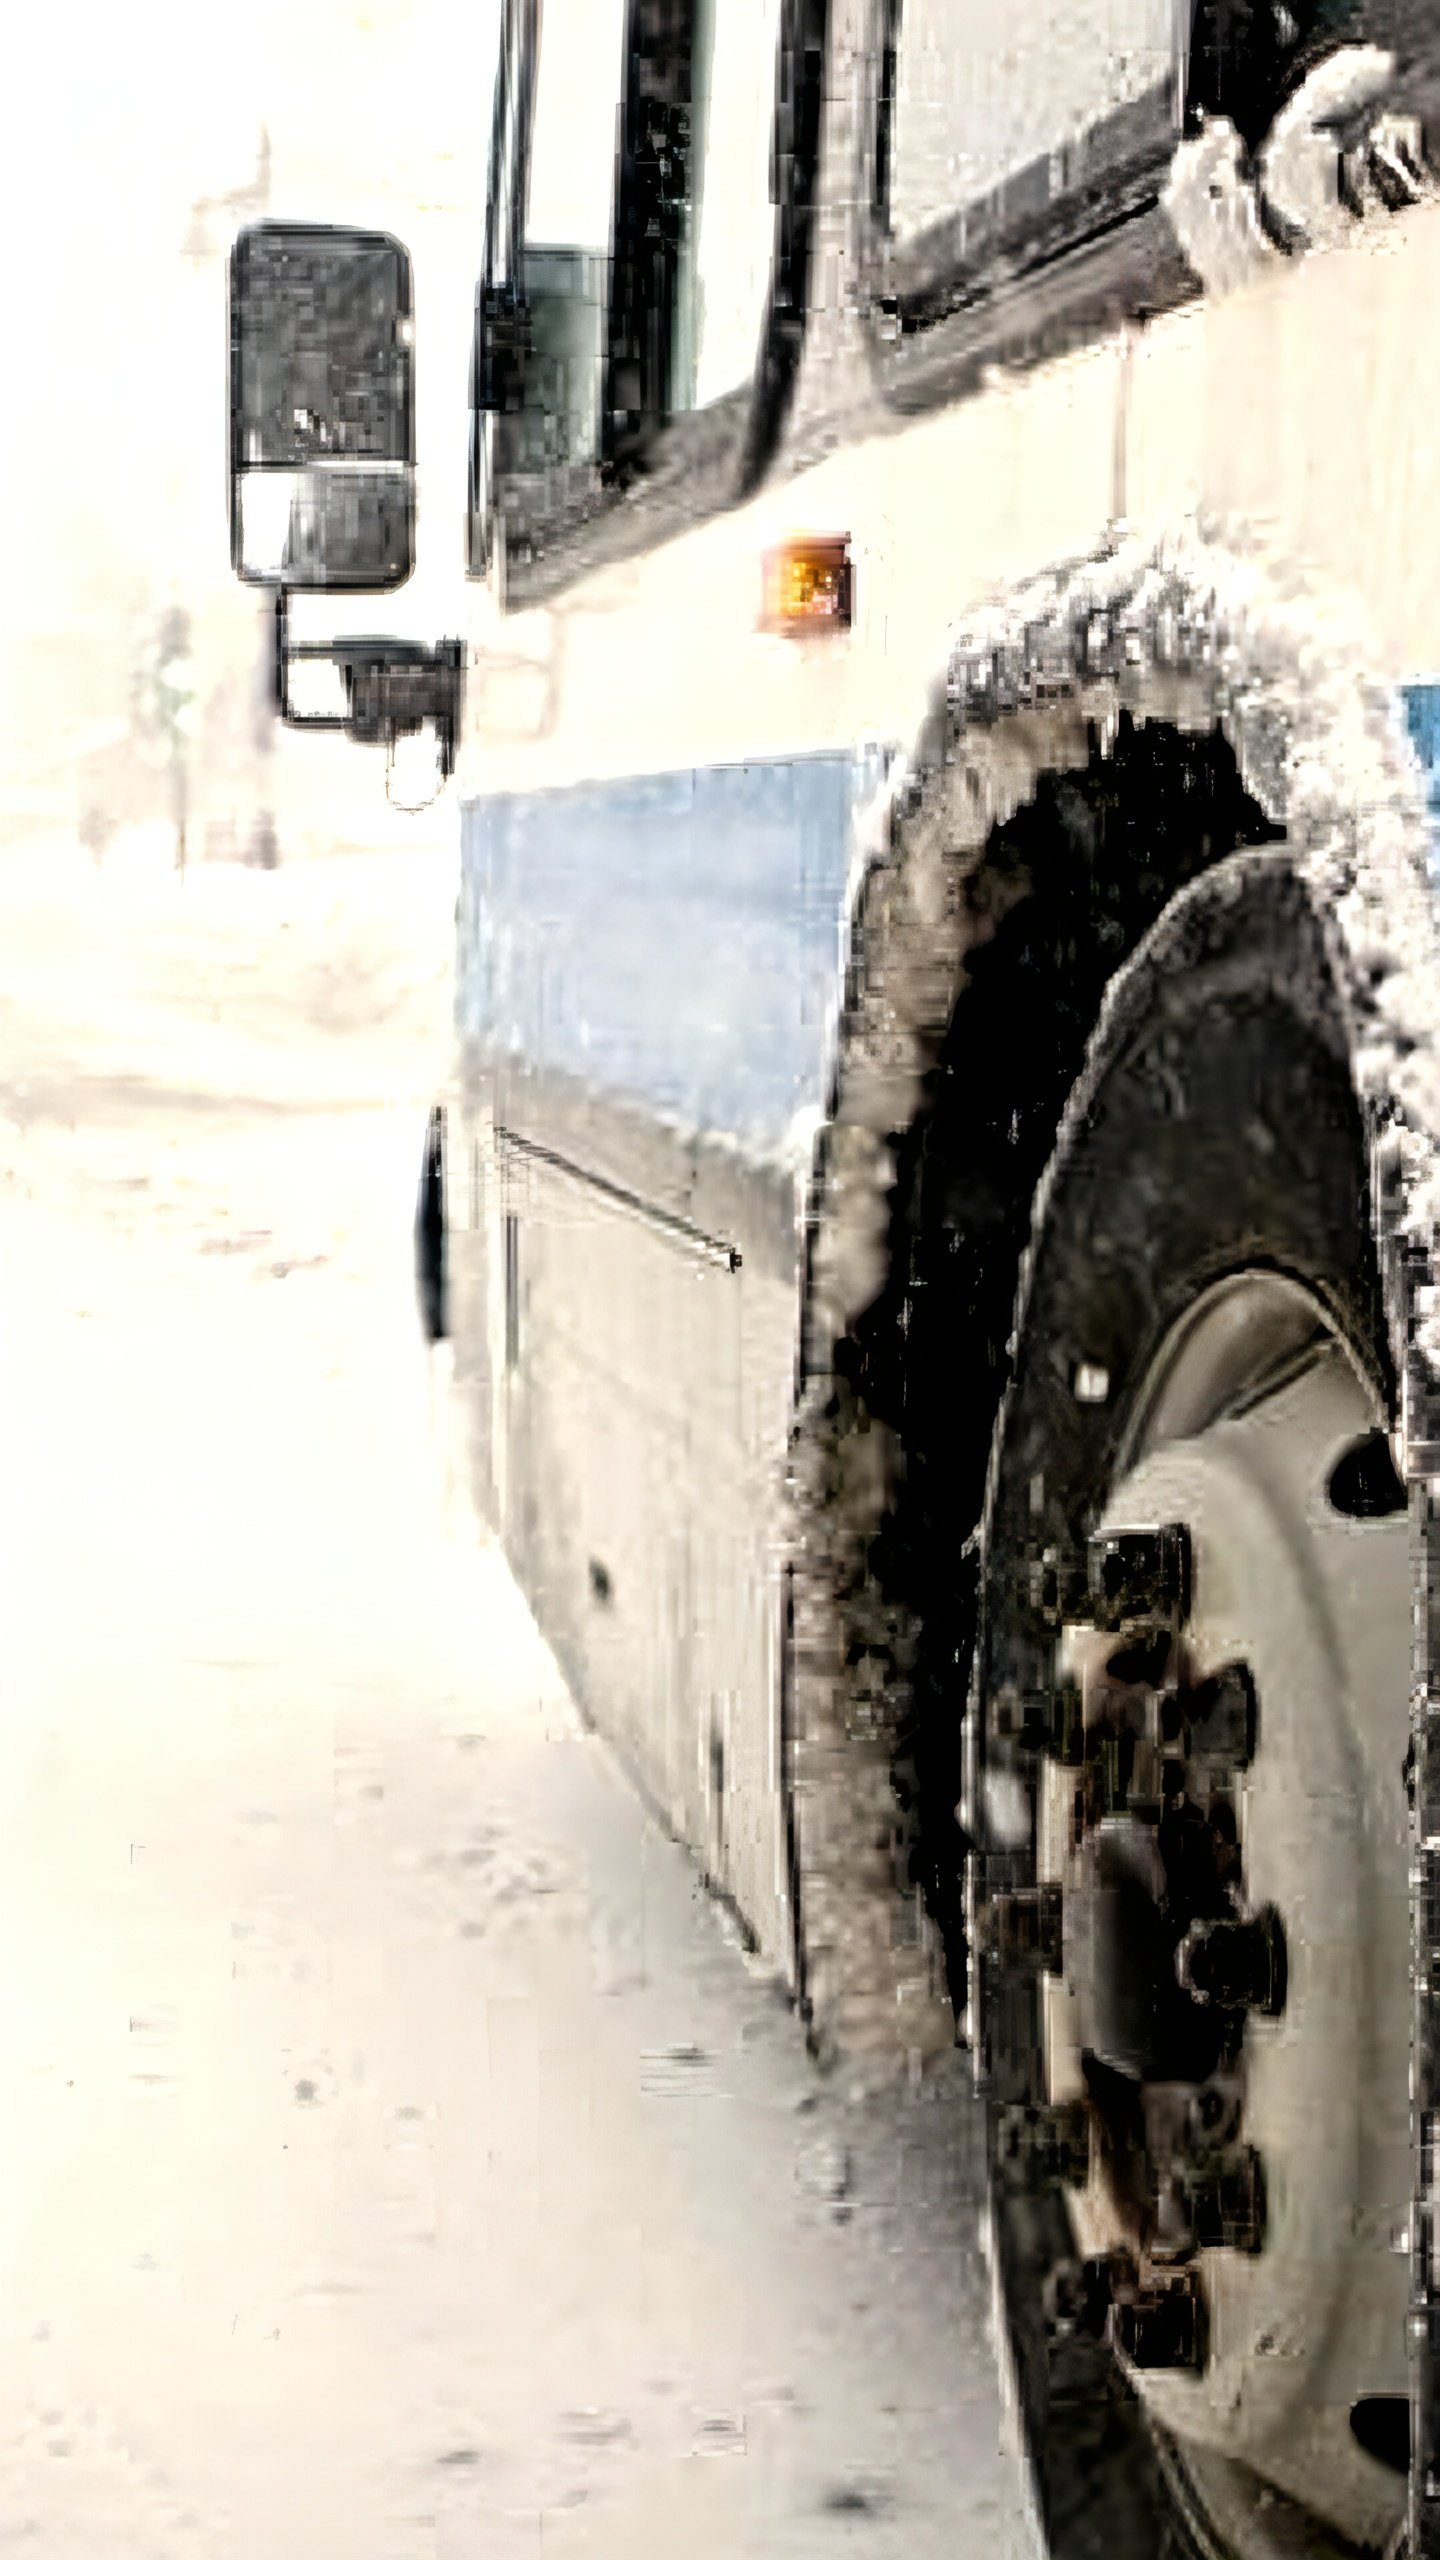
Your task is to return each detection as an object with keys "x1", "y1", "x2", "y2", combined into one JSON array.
[
  {"x1": 1063, "y1": 1809, "x2": 1234, "y2": 2087},
  {"x1": 989, "y1": 1275, "x2": 1413, "y2": 2556}
]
